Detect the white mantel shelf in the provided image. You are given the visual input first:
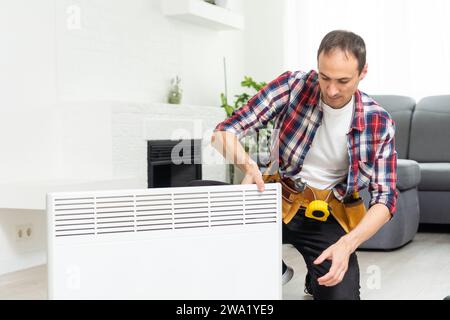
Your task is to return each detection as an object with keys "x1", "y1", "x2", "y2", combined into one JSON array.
[{"x1": 162, "y1": 0, "x2": 245, "y2": 30}]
